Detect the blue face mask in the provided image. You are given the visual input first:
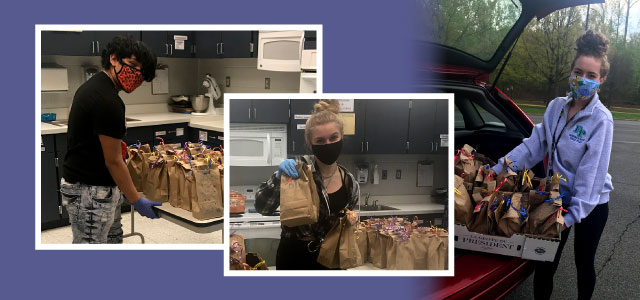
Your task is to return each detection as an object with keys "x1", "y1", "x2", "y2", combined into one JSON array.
[{"x1": 568, "y1": 75, "x2": 600, "y2": 100}]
